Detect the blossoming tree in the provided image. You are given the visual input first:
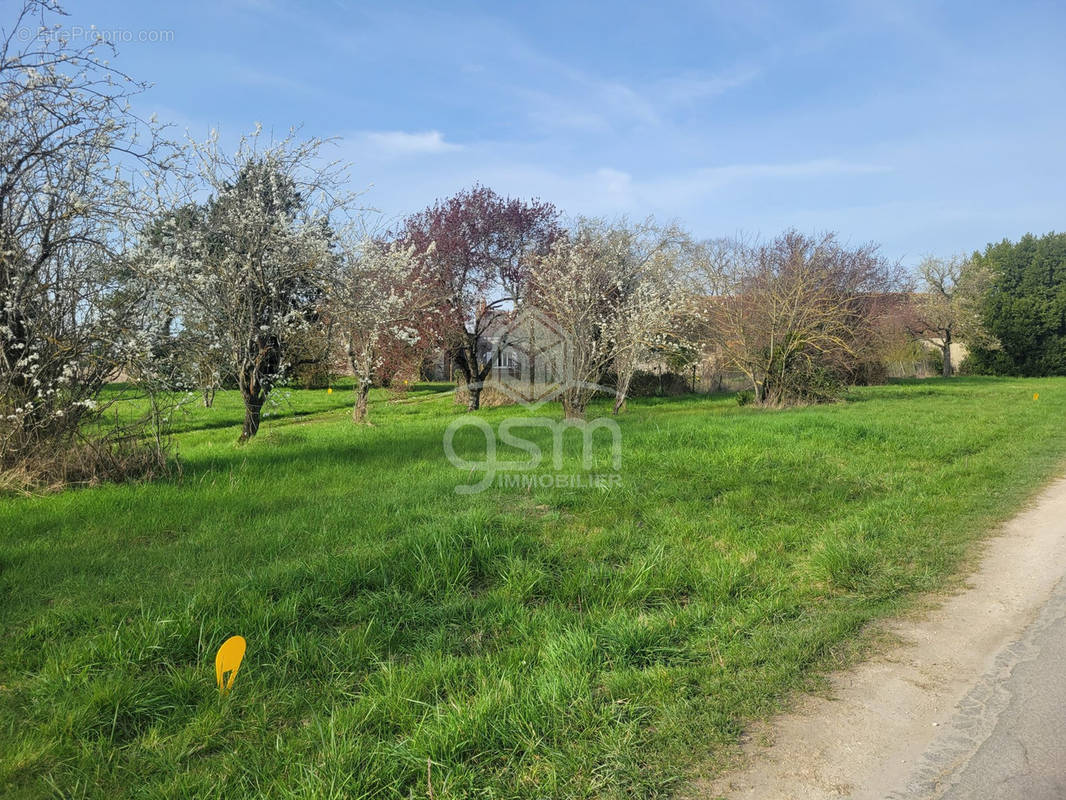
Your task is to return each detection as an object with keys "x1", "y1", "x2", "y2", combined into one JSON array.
[
  {"x1": 330, "y1": 234, "x2": 438, "y2": 423},
  {"x1": 529, "y1": 218, "x2": 689, "y2": 418},
  {"x1": 396, "y1": 186, "x2": 560, "y2": 410},
  {"x1": 600, "y1": 221, "x2": 690, "y2": 414},
  {"x1": 151, "y1": 129, "x2": 358, "y2": 440},
  {"x1": 0, "y1": 0, "x2": 177, "y2": 474}
]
